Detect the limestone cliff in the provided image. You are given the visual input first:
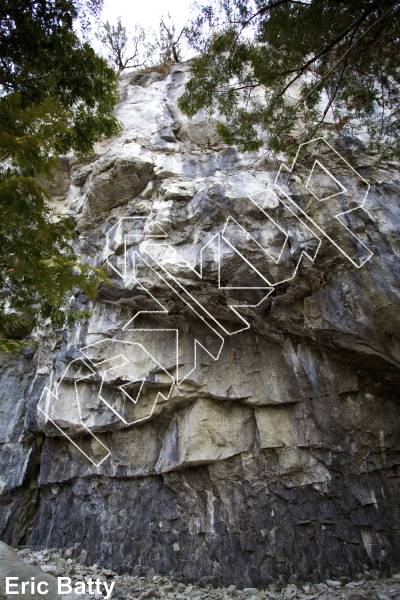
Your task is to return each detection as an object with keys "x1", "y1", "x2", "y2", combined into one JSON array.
[{"x1": 0, "y1": 64, "x2": 399, "y2": 587}]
